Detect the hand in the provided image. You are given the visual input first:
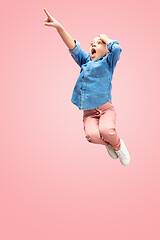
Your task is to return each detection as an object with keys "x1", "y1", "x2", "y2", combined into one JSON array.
[
  {"x1": 44, "y1": 8, "x2": 61, "y2": 28},
  {"x1": 97, "y1": 34, "x2": 112, "y2": 45}
]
